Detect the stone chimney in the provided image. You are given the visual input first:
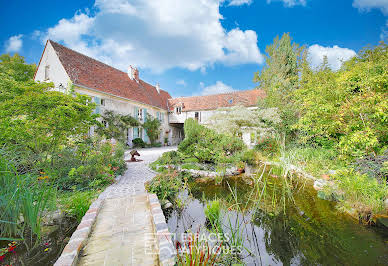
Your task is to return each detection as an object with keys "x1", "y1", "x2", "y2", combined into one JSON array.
[
  {"x1": 133, "y1": 67, "x2": 139, "y2": 82},
  {"x1": 127, "y1": 65, "x2": 135, "y2": 80},
  {"x1": 127, "y1": 65, "x2": 139, "y2": 82},
  {"x1": 156, "y1": 83, "x2": 160, "y2": 94}
]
